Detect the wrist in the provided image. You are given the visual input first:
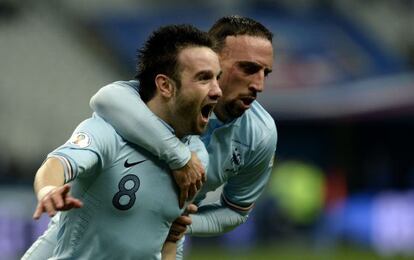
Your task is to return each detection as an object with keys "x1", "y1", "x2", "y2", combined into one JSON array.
[
  {"x1": 168, "y1": 145, "x2": 191, "y2": 170},
  {"x1": 37, "y1": 185, "x2": 57, "y2": 201}
]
